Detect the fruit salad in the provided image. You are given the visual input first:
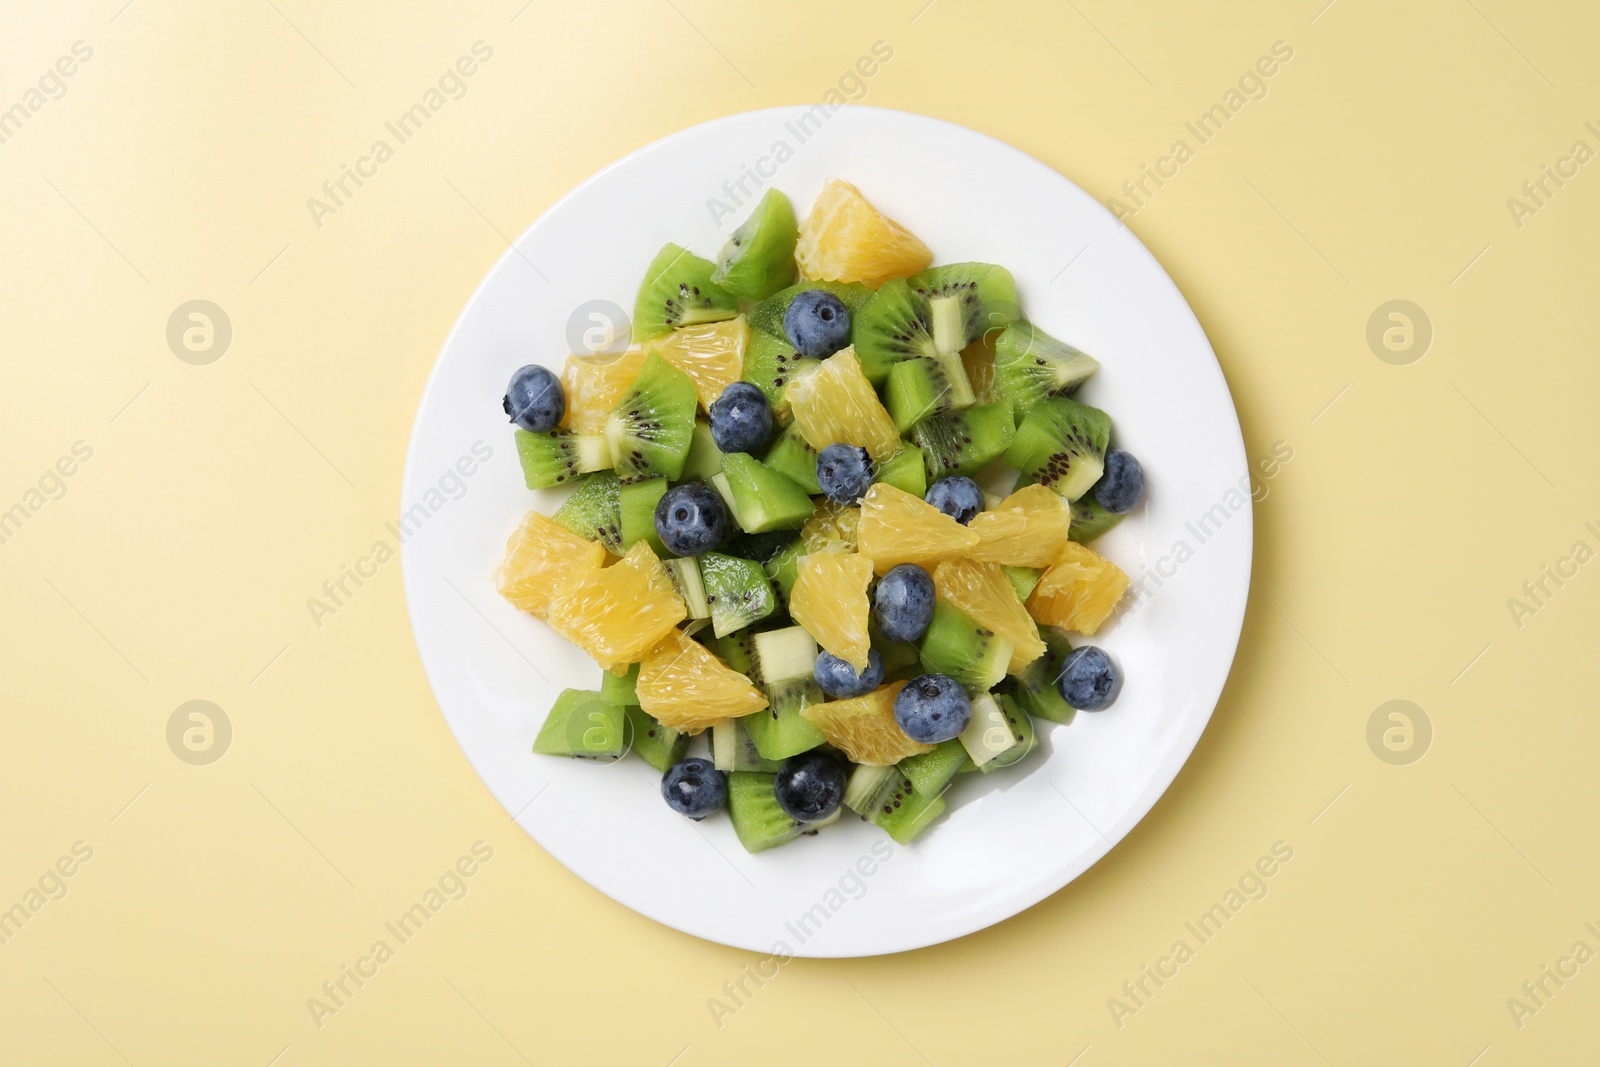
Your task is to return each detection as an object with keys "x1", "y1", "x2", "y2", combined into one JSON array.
[{"x1": 496, "y1": 179, "x2": 1146, "y2": 853}]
